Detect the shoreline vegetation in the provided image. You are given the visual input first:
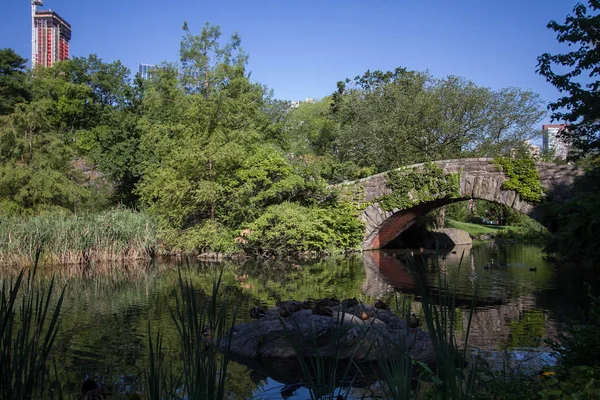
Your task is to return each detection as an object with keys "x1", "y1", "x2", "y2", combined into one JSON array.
[
  {"x1": 0, "y1": 209, "x2": 156, "y2": 267},
  {"x1": 0, "y1": 210, "x2": 548, "y2": 268}
]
